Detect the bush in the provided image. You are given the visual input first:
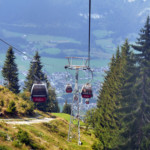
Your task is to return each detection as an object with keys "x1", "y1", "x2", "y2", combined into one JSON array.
[
  {"x1": 92, "y1": 141, "x2": 104, "y2": 150},
  {"x1": 25, "y1": 101, "x2": 34, "y2": 115},
  {"x1": 0, "y1": 87, "x2": 4, "y2": 91},
  {"x1": 19, "y1": 91, "x2": 30, "y2": 101},
  {"x1": 20, "y1": 102, "x2": 28, "y2": 109},
  {"x1": 18, "y1": 100, "x2": 34, "y2": 115},
  {"x1": 17, "y1": 129, "x2": 30, "y2": 145},
  {"x1": 6, "y1": 101, "x2": 16, "y2": 114},
  {"x1": 0, "y1": 99, "x2": 4, "y2": 107},
  {"x1": 59, "y1": 132, "x2": 67, "y2": 137},
  {"x1": 14, "y1": 96, "x2": 19, "y2": 101},
  {"x1": 16, "y1": 129, "x2": 44, "y2": 149},
  {"x1": 12, "y1": 140, "x2": 22, "y2": 148},
  {"x1": 0, "y1": 145, "x2": 8, "y2": 150},
  {"x1": 0, "y1": 131, "x2": 7, "y2": 141},
  {"x1": 43, "y1": 122, "x2": 59, "y2": 133}
]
